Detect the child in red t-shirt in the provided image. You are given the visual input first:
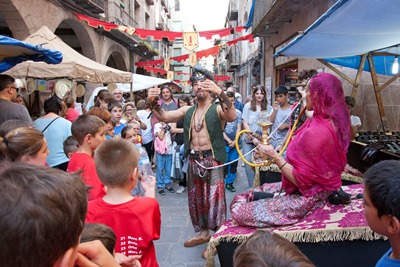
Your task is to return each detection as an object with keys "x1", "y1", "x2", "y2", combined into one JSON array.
[
  {"x1": 67, "y1": 114, "x2": 107, "y2": 201},
  {"x1": 86, "y1": 138, "x2": 159, "y2": 267}
]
